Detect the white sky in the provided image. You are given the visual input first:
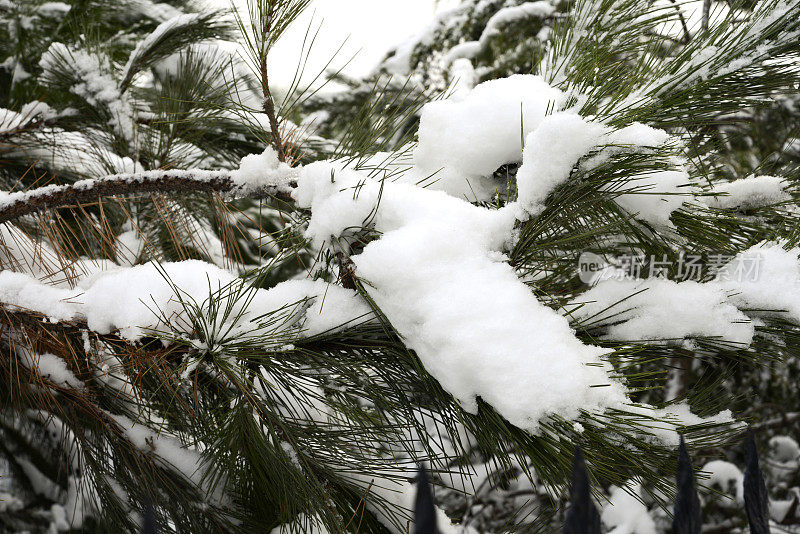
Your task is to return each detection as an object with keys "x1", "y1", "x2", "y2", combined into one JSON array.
[{"x1": 267, "y1": 0, "x2": 460, "y2": 88}]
